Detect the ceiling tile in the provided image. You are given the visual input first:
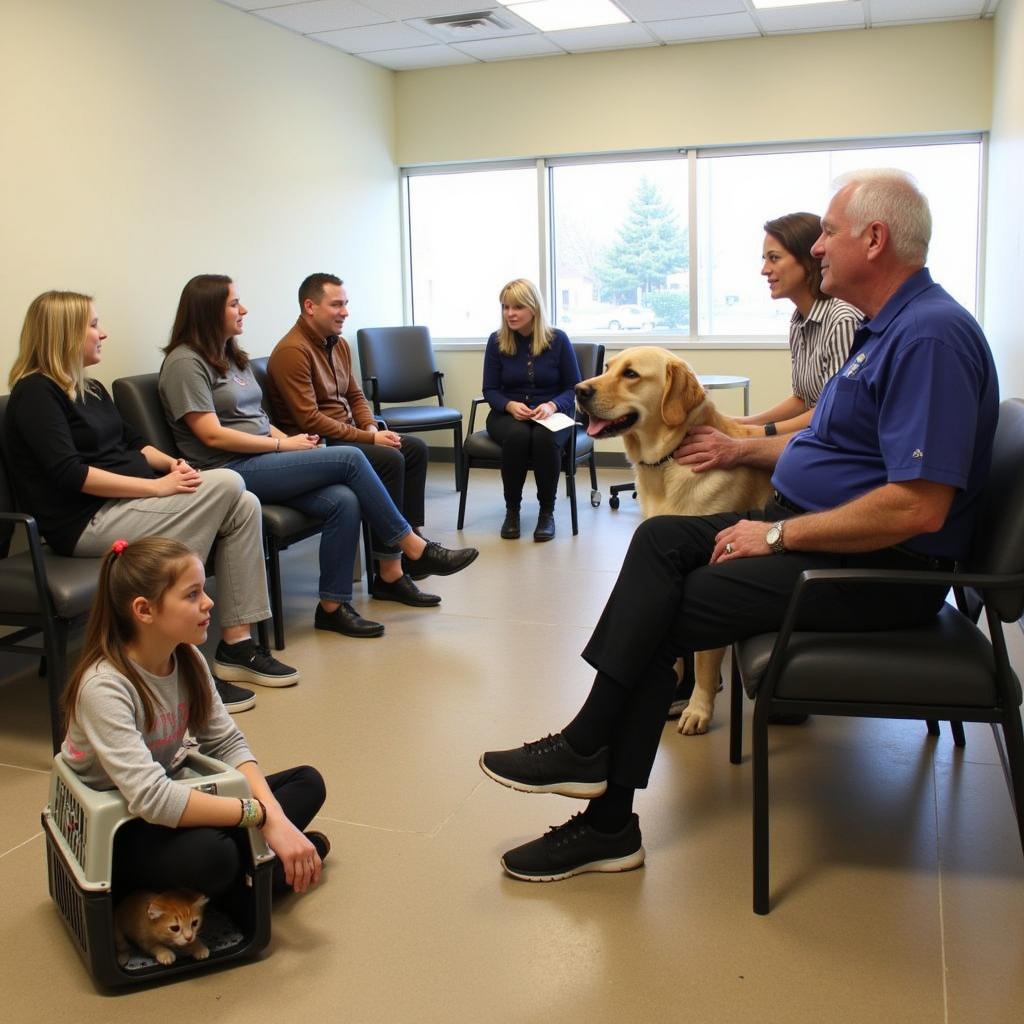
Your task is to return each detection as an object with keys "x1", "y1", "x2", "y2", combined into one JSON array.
[
  {"x1": 310, "y1": 21, "x2": 438, "y2": 51},
  {"x1": 218, "y1": 0, "x2": 309, "y2": 9},
  {"x1": 869, "y1": 0, "x2": 985, "y2": 25},
  {"x1": 362, "y1": 0, "x2": 503, "y2": 15},
  {"x1": 546, "y1": 21, "x2": 658, "y2": 51},
  {"x1": 649, "y1": 11, "x2": 760, "y2": 42},
  {"x1": 757, "y1": 2, "x2": 865, "y2": 34},
  {"x1": 356, "y1": 44, "x2": 480, "y2": 68},
  {"x1": 618, "y1": 0, "x2": 745, "y2": 18},
  {"x1": 255, "y1": 1, "x2": 389, "y2": 34},
  {"x1": 453, "y1": 34, "x2": 567, "y2": 59}
]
